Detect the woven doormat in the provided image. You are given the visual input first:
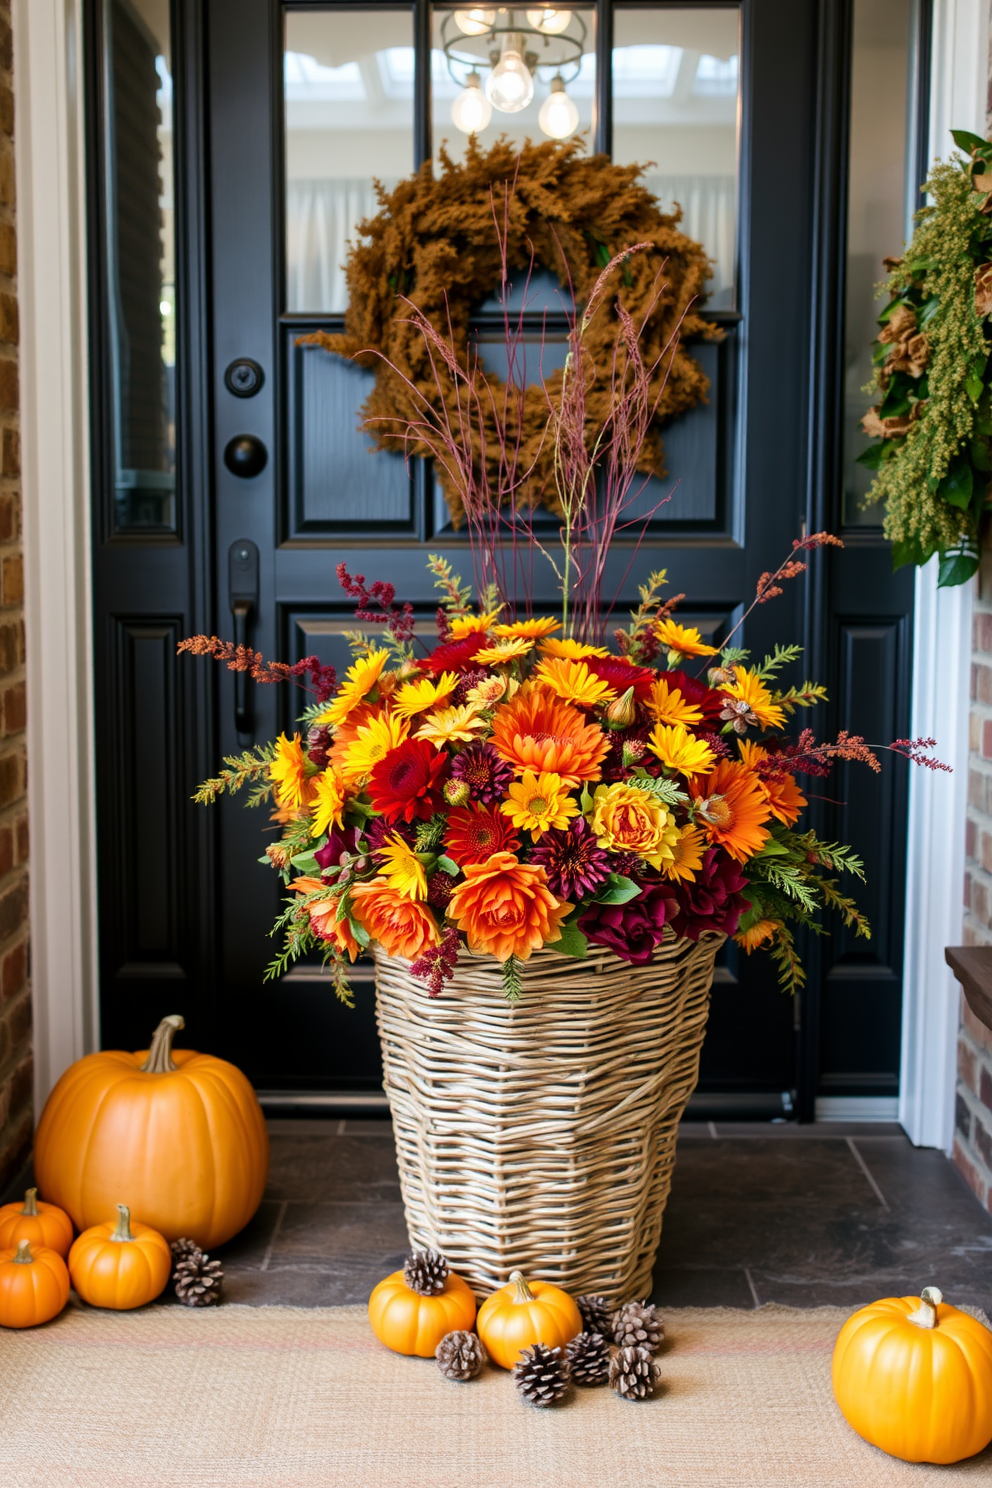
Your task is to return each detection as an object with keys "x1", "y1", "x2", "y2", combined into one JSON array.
[{"x1": 0, "y1": 1302, "x2": 989, "y2": 1487}]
